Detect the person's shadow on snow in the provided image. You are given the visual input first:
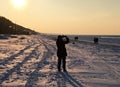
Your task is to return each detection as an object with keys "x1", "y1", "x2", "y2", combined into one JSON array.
[{"x1": 57, "y1": 72, "x2": 84, "y2": 87}]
